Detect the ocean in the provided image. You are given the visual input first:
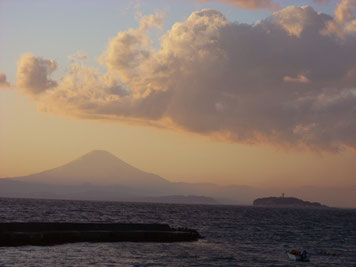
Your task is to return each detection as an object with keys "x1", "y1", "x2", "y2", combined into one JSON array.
[{"x1": 0, "y1": 198, "x2": 355, "y2": 266}]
